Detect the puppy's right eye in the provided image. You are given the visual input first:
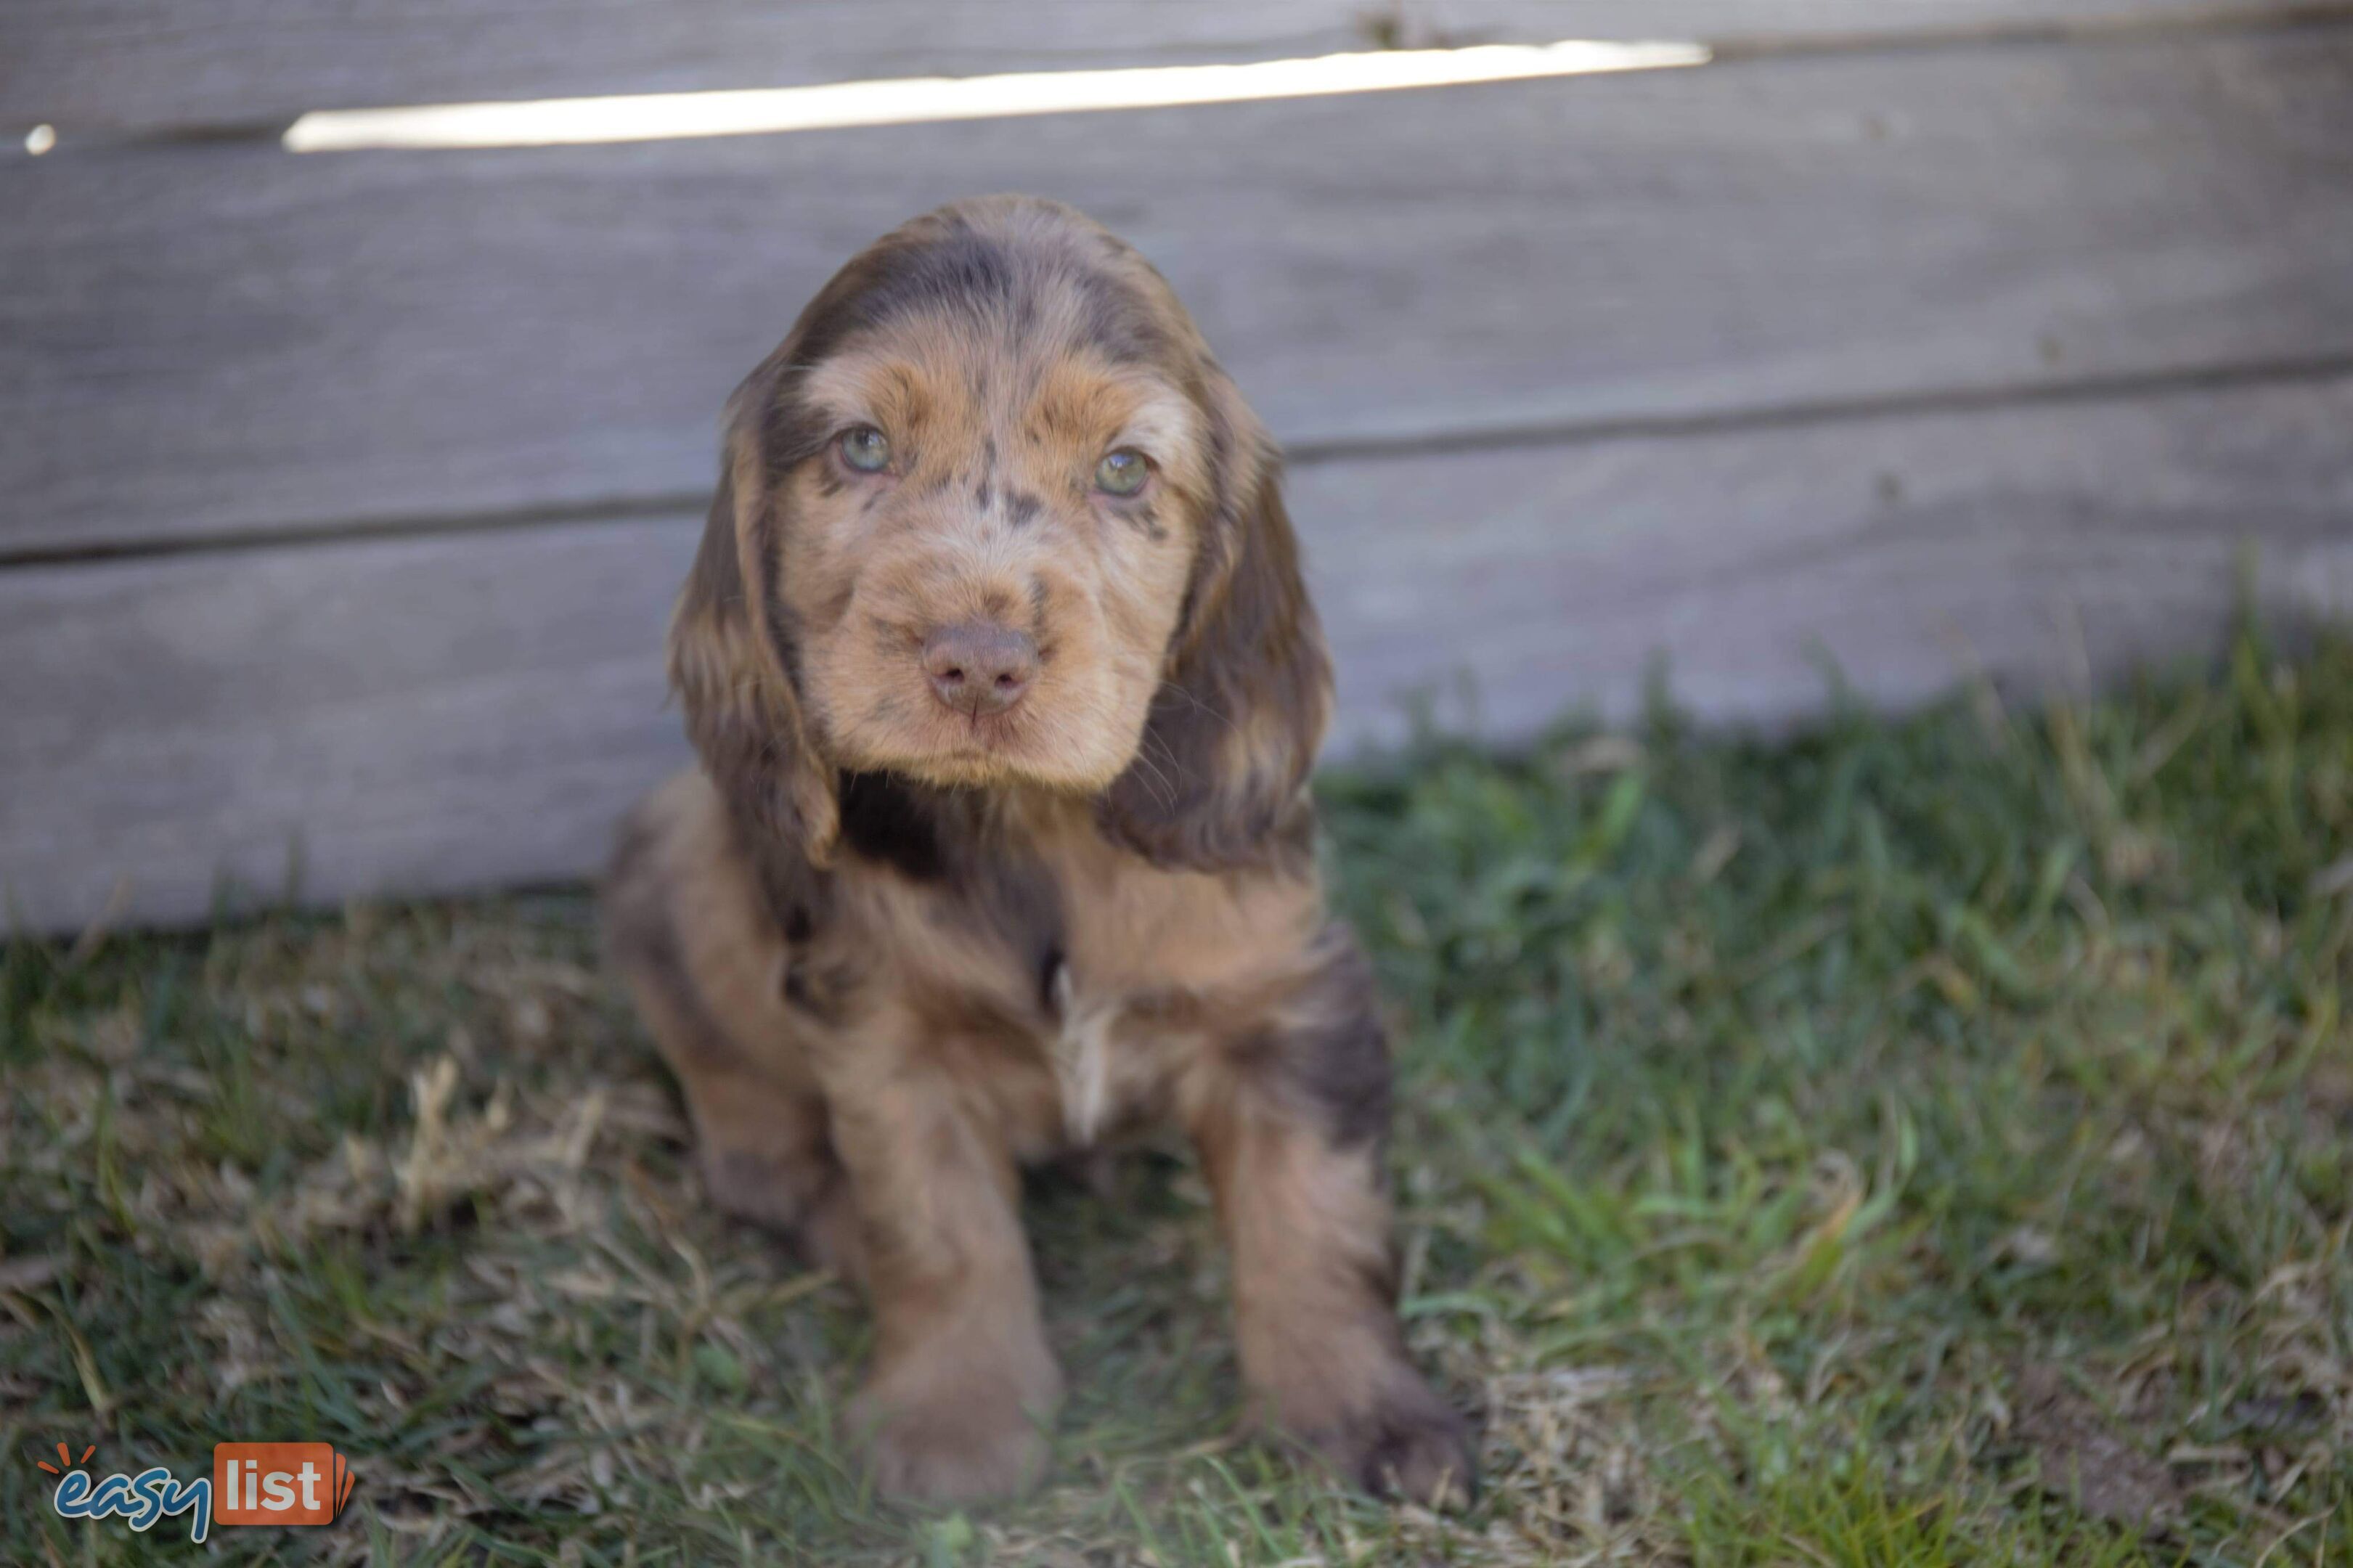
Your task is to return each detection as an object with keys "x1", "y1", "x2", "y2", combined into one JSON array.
[{"x1": 838, "y1": 425, "x2": 892, "y2": 473}]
